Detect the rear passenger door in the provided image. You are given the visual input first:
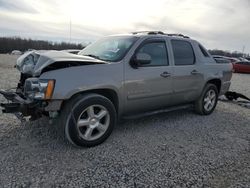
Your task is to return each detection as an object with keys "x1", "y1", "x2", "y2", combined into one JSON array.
[{"x1": 170, "y1": 40, "x2": 204, "y2": 104}]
